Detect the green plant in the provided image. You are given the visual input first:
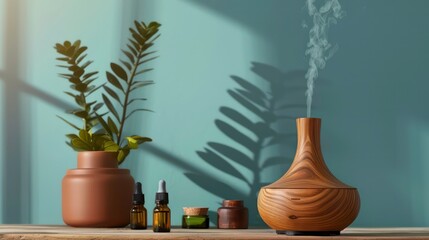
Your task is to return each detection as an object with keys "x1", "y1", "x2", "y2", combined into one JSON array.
[{"x1": 55, "y1": 20, "x2": 160, "y2": 164}]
